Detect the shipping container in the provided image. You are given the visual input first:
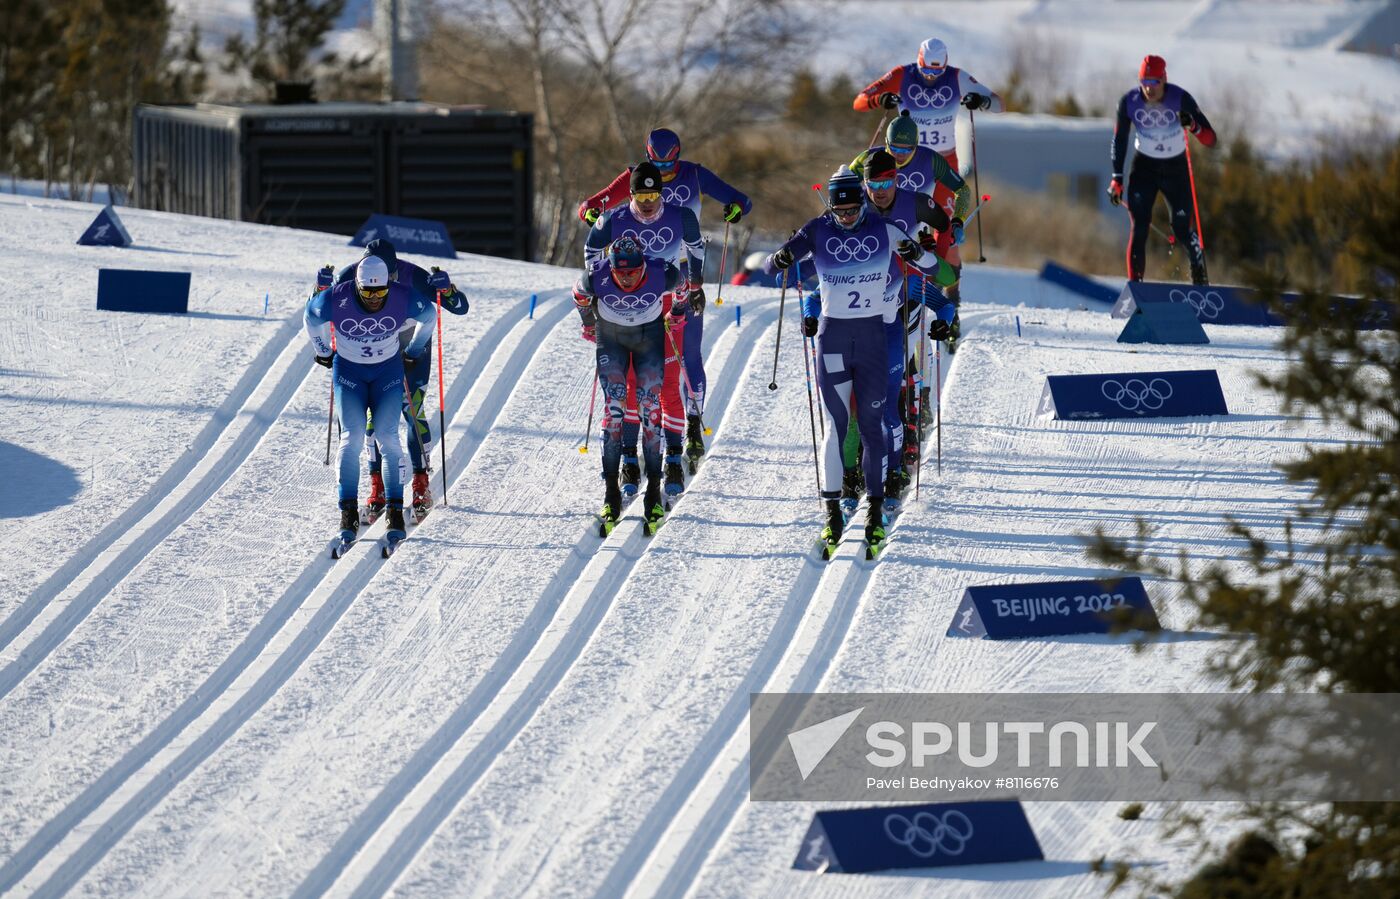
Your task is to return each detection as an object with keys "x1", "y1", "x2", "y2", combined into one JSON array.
[{"x1": 132, "y1": 101, "x2": 533, "y2": 260}]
